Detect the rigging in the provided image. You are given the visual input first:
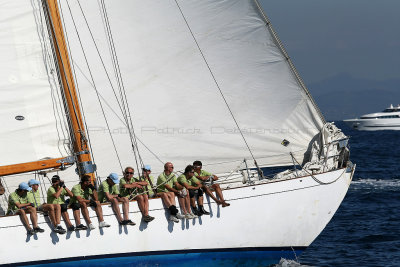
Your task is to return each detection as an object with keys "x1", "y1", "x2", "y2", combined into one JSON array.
[
  {"x1": 174, "y1": 0, "x2": 264, "y2": 177},
  {"x1": 58, "y1": 1, "x2": 100, "y2": 183},
  {"x1": 64, "y1": 0, "x2": 125, "y2": 173},
  {"x1": 98, "y1": 0, "x2": 144, "y2": 177}
]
